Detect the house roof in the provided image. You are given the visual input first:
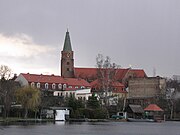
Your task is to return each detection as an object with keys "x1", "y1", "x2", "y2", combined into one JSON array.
[
  {"x1": 90, "y1": 79, "x2": 127, "y2": 93},
  {"x1": 129, "y1": 104, "x2": 144, "y2": 113},
  {"x1": 20, "y1": 73, "x2": 90, "y2": 87},
  {"x1": 74, "y1": 68, "x2": 146, "y2": 81},
  {"x1": 144, "y1": 104, "x2": 164, "y2": 112}
]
